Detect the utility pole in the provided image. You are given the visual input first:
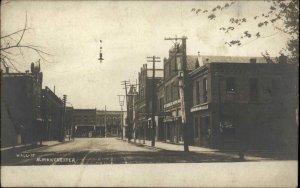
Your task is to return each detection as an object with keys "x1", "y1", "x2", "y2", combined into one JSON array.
[
  {"x1": 104, "y1": 105, "x2": 107, "y2": 138},
  {"x1": 129, "y1": 84, "x2": 138, "y2": 143},
  {"x1": 61, "y1": 95, "x2": 67, "y2": 142},
  {"x1": 118, "y1": 95, "x2": 125, "y2": 139},
  {"x1": 165, "y1": 36, "x2": 189, "y2": 152},
  {"x1": 147, "y1": 56, "x2": 161, "y2": 147},
  {"x1": 121, "y1": 80, "x2": 131, "y2": 141}
]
